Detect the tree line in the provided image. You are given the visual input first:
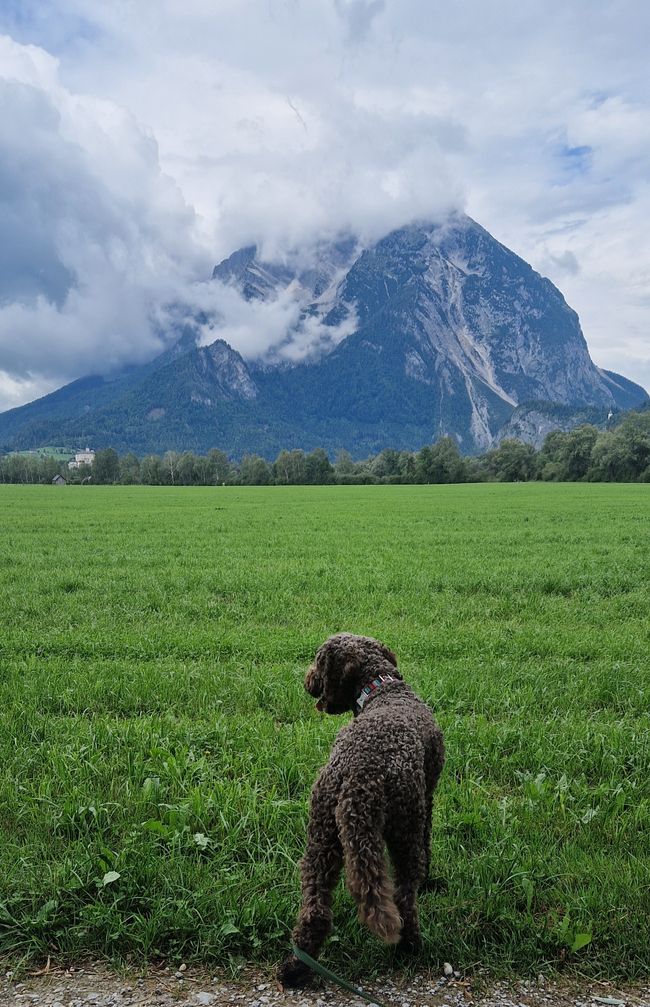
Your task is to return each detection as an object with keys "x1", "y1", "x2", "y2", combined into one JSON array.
[{"x1": 1, "y1": 409, "x2": 649, "y2": 485}]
